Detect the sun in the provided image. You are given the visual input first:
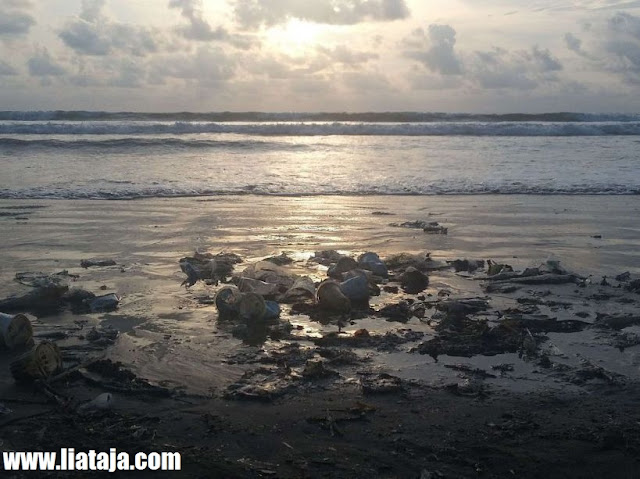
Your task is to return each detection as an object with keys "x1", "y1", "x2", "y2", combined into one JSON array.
[{"x1": 265, "y1": 19, "x2": 325, "y2": 54}]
